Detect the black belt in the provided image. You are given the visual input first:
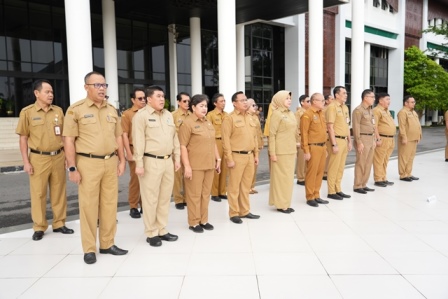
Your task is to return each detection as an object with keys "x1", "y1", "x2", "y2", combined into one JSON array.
[
  {"x1": 360, "y1": 133, "x2": 373, "y2": 136},
  {"x1": 379, "y1": 134, "x2": 394, "y2": 138},
  {"x1": 216, "y1": 137, "x2": 222, "y2": 140},
  {"x1": 77, "y1": 152, "x2": 116, "y2": 159},
  {"x1": 232, "y1": 150, "x2": 253, "y2": 154},
  {"x1": 144, "y1": 153, "x2": 171, "y2": 159},
  {"x1": 30, "y1": 148, "x2": 63, "y2": 156},
  {"x1": 335, "y1": 136, "x2": 347, "y2": 139},
  {"x1": 309, "y1": 143, "x2": 325, "y2": 147}
]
